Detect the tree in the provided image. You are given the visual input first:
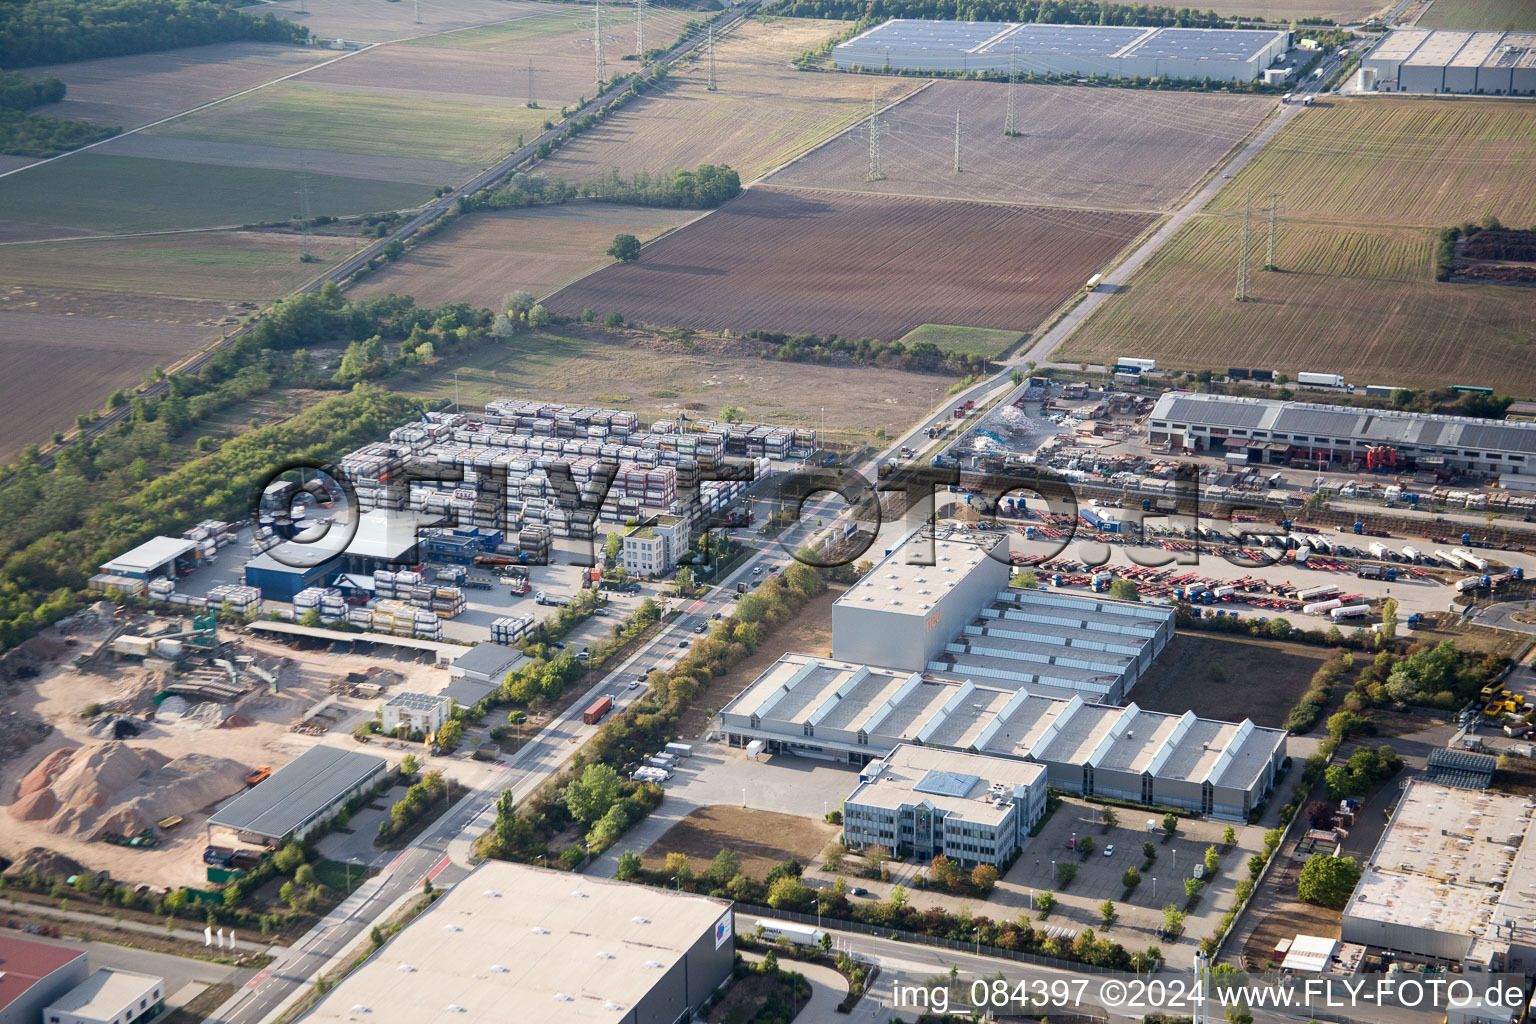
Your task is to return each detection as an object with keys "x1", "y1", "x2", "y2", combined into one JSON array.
[
  {"x1": 889, "y1": 883, "x2": 909, "y2": 908},
  {"x1": 564, "y1": 763, "x2": 624, "y2": 825},
  {"x1": 1184, "y1": 877, "x2": 1204, "y2": 899},
  {"x1": 1100, "y1": 899, "x2": 1117, "y2": 928},
  {"x1": 503, "y1": 290, "x2": 536, "y2": 315},
  {"x1": 709, "y1": 848, "x2": 741, "y2": 886},
  {"x1": 1108, "y1": 579, "x2": 1140, "y2": 602},
  {"x1": 1204, "y1": 845, "x2": 1220, "y2": 875},
  {"x1": 274, "y1": 843, "x2": 305, "y2": 873},
  {"x1": 1143, "y1": 841, "x2": 1157, "y2": 862},
  {"x1": 720, "y1": 405, "x2": 745, "y2": 423},
  {"x1": 1010, "y1": 569, "x2": 1037, "y2": 588},
  {"x1": 1101, "y1": 807, "x2": 1118, "y2": 831},
  {"x1": 604, "y1": 311, "x2": 624, "y2": 328},
  {"x1": 616, "y1": 850, "x2": 643, "y2": 881},
  {"x1": 1297, "y1": 855, "x2": 1362, "y2": 909},
  {"x1": 1222, "y1": 825, "x2": 1237, "y2": 847},
  {"x1": 1268, "y1": 617, "x2": 1293, "y2": 640},
  {"x1": 1056, "y1": 862, "x2": 1078, "y2": 887},
  {"x1": 1381, "y1": 598, "x2": 1398, "y2": 642},
  {"x1": 607, "y1": 233, "x2": 642, "y2": 262},
  {"x1": 971, "y1": 864, "x2": 999, "y2": 893},
  {"x1": 1011, "y1": 369, "x2": 1025, "y2": 386},
  {"x1": 527, "y1": 303, "x2": 551, "y2": 329},
  {"x1": 1077, "y1": 834, "x2": 1096, "y2": 859},
  {"x1": 1161, "y1": 904, "x2": 1185, "y2": 937},
  {"x1": 434, "y1": 718, "x2": 463, "y2": 751},
  {"x1": 294, "y1": 863, "x2": 317, "y2": 887},
  {"x1": 766, "y1": 875, "x2": 812, "y2": 911},
  {"x1": 1035, "y1": 890, "x2": 1057, "y2": 918},
  {"x1": 505, "y1": 710, "x2": 527, "y2": 745},
  {"x1": 664, "y1": 852, "x2": 692, "y2": 882},
  {"x1": 399, "y1": 753, "x2": 420, "y2": 777},
  {"x1": 1122, "y1": 866, "x2": 1140, "y2": 890},
  {"x1": 1162, "y1": 813, "x2": 1178, "y2": 840}
]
